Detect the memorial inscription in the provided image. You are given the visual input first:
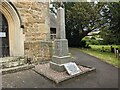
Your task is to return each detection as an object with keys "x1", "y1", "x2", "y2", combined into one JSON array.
[{"x1": 64, "y1": 62, "x2": 81, "y2": 76}]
